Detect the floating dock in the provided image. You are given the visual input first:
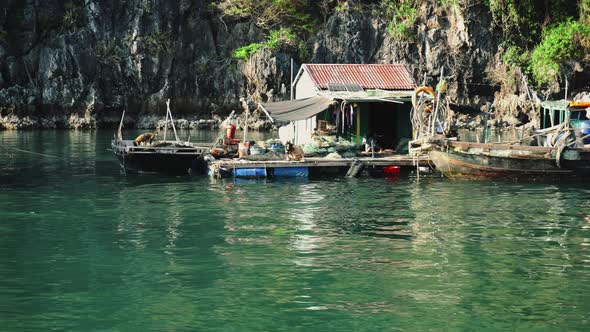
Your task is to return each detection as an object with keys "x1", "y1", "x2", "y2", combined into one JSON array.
[{"x1": 208, "y1": 154, "x2": 430, "y2": 178}]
